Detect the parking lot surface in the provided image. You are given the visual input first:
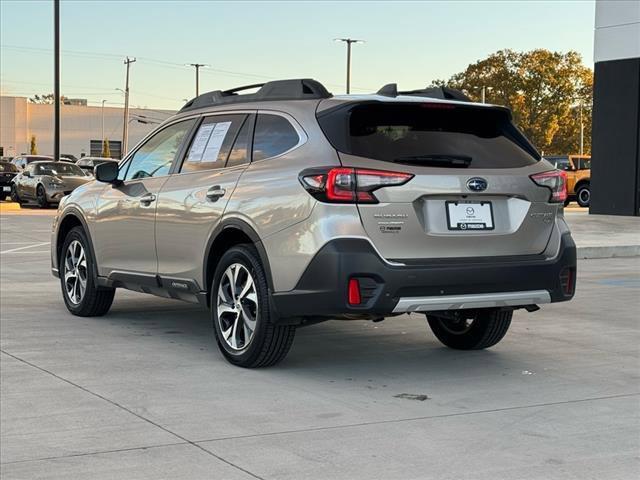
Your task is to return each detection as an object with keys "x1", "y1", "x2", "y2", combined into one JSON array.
[{"x1": 1, "y1": 212, "x2": 639, "y2": 479}]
